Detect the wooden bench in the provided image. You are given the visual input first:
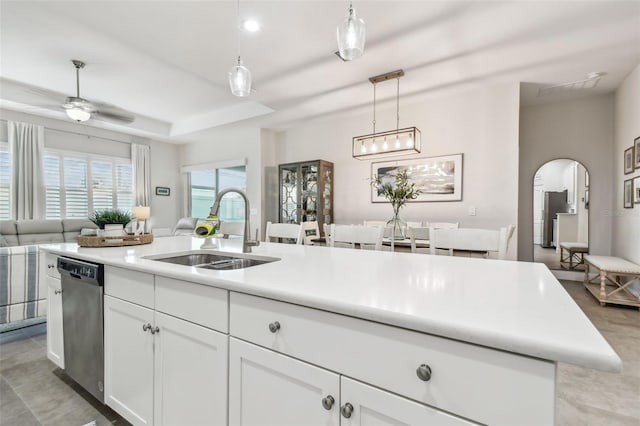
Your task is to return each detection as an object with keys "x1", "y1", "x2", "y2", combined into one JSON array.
[
  {"x1": 584, "y1": 255, "x2": 640, "y2": 309},
  {"x1": 560, "y1": 242, "x2": 588, "y2": 270}
]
